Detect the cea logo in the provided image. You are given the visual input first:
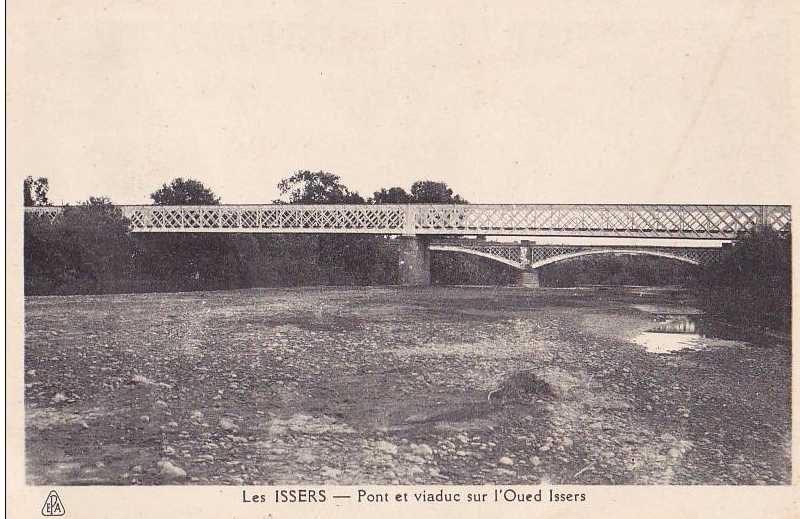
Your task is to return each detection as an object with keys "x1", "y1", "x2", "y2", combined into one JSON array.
[{"x1": 41, "y1": 490, "x2": 65, "y2": 516}]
